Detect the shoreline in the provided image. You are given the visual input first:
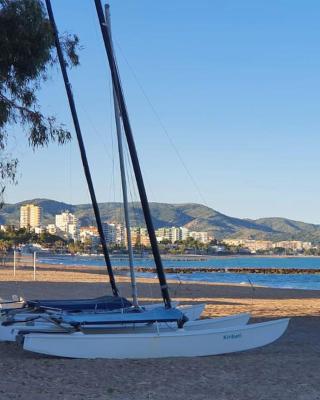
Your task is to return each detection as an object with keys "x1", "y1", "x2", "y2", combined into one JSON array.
[
  {"x1": 0, "y1": 263, "x2": 319, "y2": 317},
  {"x1": 33, "y1": 258, "x2": 320, "y2": 275},
  {"x1": 10, "y1": 252, "x2": 320, "y2": 259},
  {"x1": 3, "y1": 261, "x2": 320, "y2": 291}
]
